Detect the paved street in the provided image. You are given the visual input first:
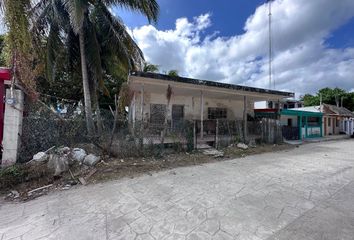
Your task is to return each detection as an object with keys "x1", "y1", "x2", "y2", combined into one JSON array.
[{"x1": 1, "y1": 140, "x2": 354, "y2": 240}]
